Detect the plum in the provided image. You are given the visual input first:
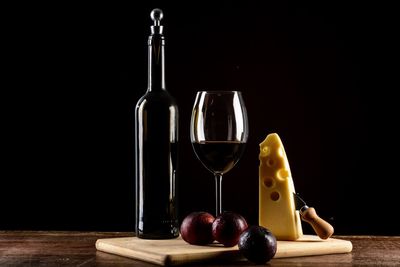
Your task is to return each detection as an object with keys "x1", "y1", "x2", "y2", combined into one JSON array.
[
  {"x1": 180, "y1": 212, "x2": 215, "y2": 245},
  {"x1": 238, "y1": 225, "x2": 277, "y2": 264},
  {"x1": 212, "y1": 211, "x2": 248, "y2": 247}
]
